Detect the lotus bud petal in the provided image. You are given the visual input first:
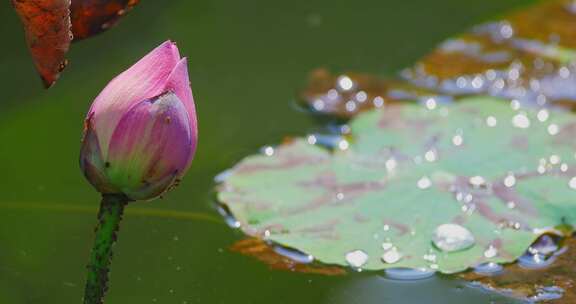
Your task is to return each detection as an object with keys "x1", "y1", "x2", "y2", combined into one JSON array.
[{"x1": 80, "y1": 41, "x2": 197, "y2": 201}]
